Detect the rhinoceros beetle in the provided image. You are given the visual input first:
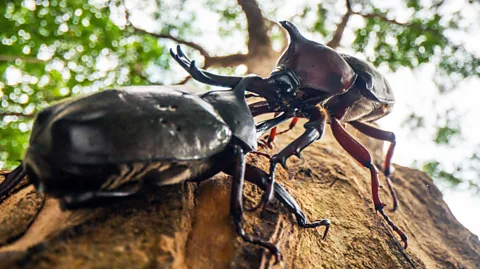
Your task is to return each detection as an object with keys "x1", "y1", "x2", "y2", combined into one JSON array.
[
  {"x1": 170, "y1": 20, "x2": 407, "y2": 248},
  {"x1": 262, "y1": 52, "x2": 399, "y2": 210},
  {"x1": 0, "y1": 76, "x2": 331, "y2": 262}
]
